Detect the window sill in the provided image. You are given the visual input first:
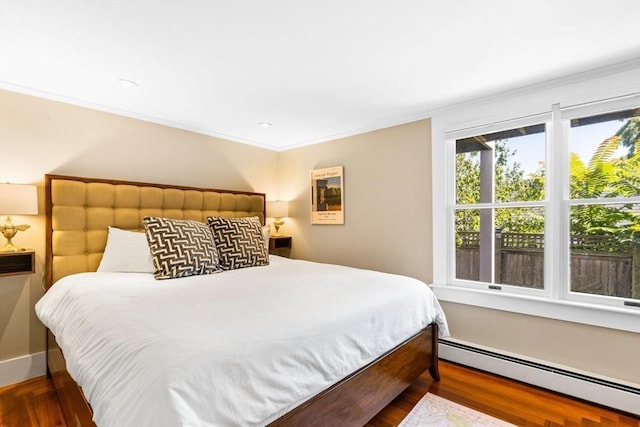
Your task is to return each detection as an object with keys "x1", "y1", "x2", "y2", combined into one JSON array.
[{"x1": 430, "y1": 284, "x2": 640, "y2": 333}]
